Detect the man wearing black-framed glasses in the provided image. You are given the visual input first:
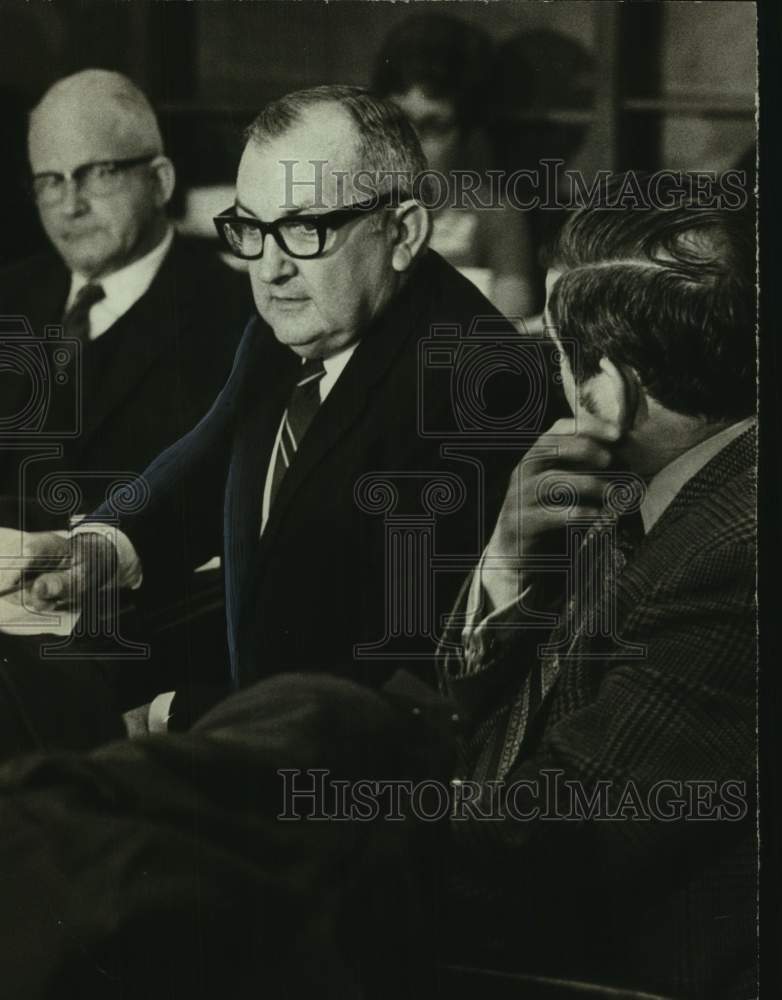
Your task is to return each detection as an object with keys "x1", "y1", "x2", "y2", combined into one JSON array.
[
  {"x1": 218, "y1": 100, "x2": 430, "y2": 364},
  {"x1": 5, "y1": 85, "x2": 556, "y2": 730},
  {"x1": 214, "y1": 190, "x2": 401, "y2": 262}
]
